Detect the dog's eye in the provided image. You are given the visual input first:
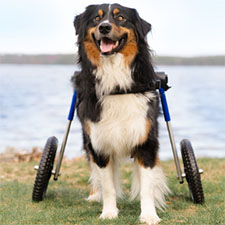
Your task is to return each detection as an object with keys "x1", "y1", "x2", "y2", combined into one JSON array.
[
  {"x1": 118, "y1": 15, "x2": 124, "y2": 21},
  {"x1": 115, "y1": 15, "x2": 125, "y2": 21},
  {"x1": 94, "y1": 15, "x2": 101, "y2": 22}
]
